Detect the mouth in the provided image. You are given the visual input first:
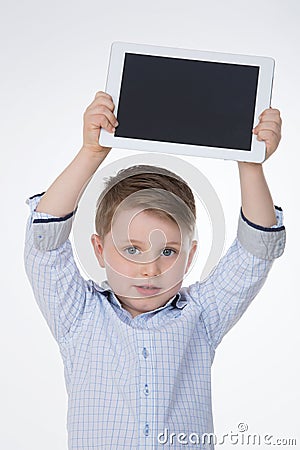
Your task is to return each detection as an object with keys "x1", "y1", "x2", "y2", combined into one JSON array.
[{"x1": 134, "y1": 285, "x2": 162, "y2": 296}]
